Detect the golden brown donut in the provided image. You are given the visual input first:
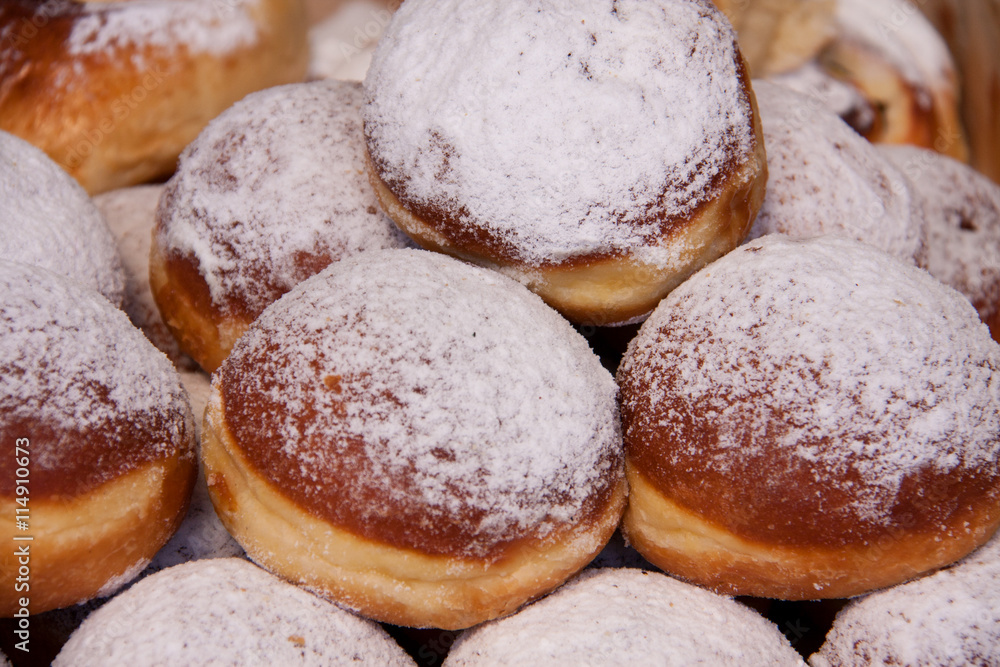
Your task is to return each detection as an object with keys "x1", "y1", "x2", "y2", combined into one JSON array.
[
  {"x1": 363, "y1": 0, "x2": 766, "y2": 327},
  {"x1": 150, "y1": 80, "x2": 412, "y2": 372},
  {"x1": 203, "y1": 249, "x2": 625, "y2": 630},
  {"x1": 0, "y1": 0, "x2": 308, "y2": 195},
  {"x1": 0, "y1": 261, "x2": 196, "y2": 616},
  {"x1": 617, "y1": 235, "x2": 1000, "y2": 600}
]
